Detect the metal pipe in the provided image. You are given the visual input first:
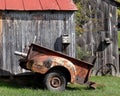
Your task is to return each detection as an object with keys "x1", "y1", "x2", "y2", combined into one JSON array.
[{"x1": 14, "y1": 51, "x2": 27, "y2": 58}]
